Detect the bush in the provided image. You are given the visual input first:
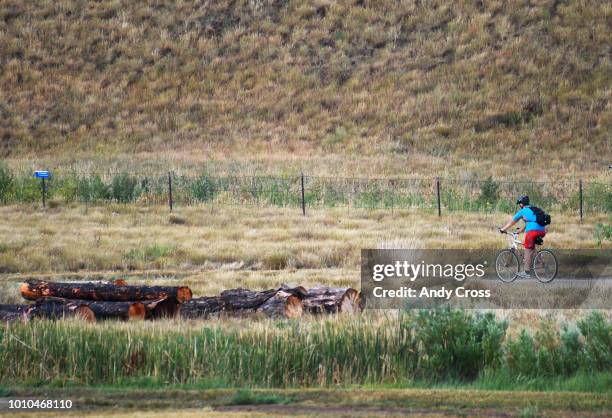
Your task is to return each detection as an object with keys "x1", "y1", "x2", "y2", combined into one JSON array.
[
  {"x1": 0, "y1": 163, "x2": 13, "y2": 202},
  {"x1": 191, "y1": 172, "x2": 217, "y2": 202},
  {"x1": 53, "y1": 175, "x2": 79, "y2": 202},
  {"x1": 411, "y1": 309, "x2": 507, "y2": 381},
  {"x1": 506, "y1": 330, "x2": 538, "y2": 377},
  {"x1": 84, "y1": 175, "x2": 111, "y2": 202},
  {"x1": 477, "y1": 176, "x2": 500, "y2": 210},
  {"x1": 577, "y1": 311, "x2": 611, "y2": 372},
  {"x1": 13, "y1": 176, "x2": 41, "y2": 203},
  {"x1": 111, "y1": 172, "x2": 139, "y2": 203}
]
